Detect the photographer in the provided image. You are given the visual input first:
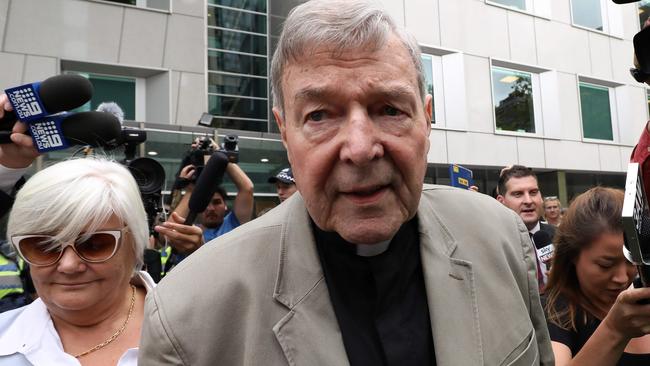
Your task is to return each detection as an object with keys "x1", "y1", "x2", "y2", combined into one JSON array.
[{"x1": 162, "y1": 139, "x2": 254, "y2": 255}]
